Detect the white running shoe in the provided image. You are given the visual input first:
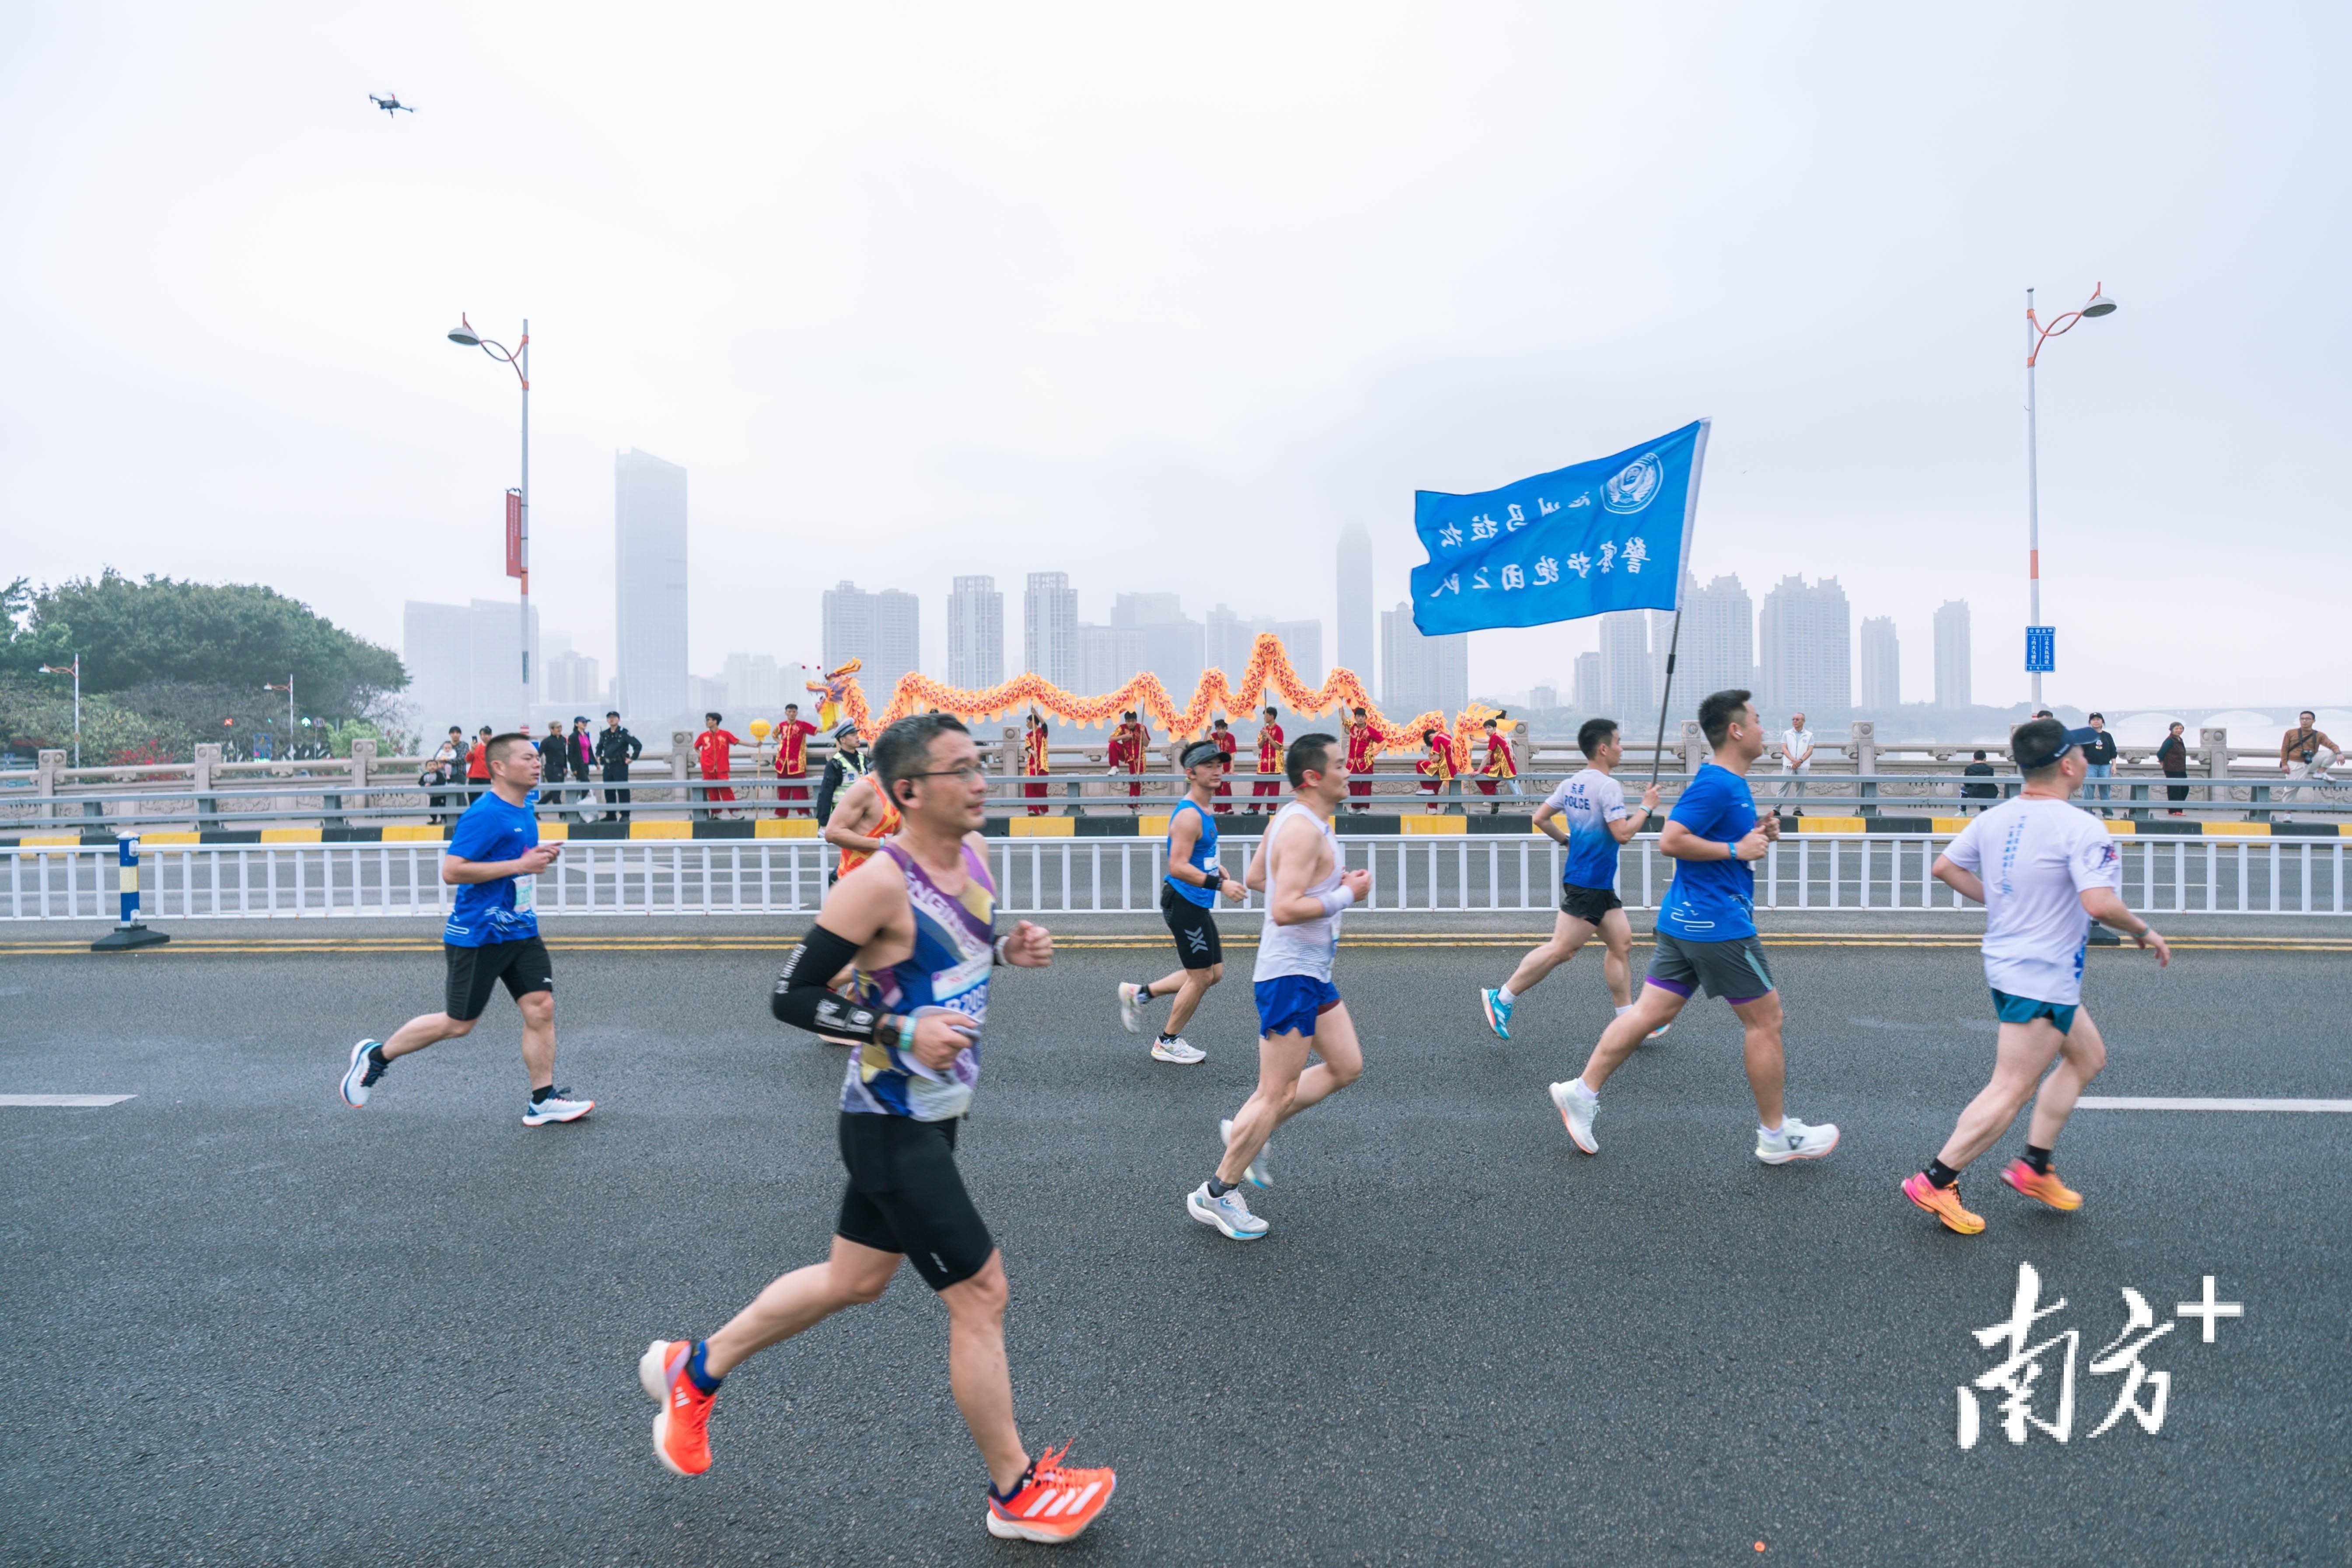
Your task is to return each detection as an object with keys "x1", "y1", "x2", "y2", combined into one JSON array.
[
  {"x1": 1755, "y1": 1115, "x2": 1839, "y2": 1164},
  {"x1": 1117, "y1": 982, "x2": 1146, "y2": 1035},
  {"x1": 1150, "y1": 1035, "x2": 1206, "y2": 1064},
  {"x1": 340, "y1": 1038, "x2": 384, "y2": 1109},
  {"x1": 1645, "y1": 1021, "x2": 1672, "y2": 1043},
  {"x1": 1220, "y1": 1117, "x2": 1272, "y2": 1190},
  {"x1": 1548, "y1": 1079, "x2": 1599, "y2": 1154},
  {"x1": 1187, "y1": 1181, "x2": 1269, "y2": 1240},
  {"x1": 523, "y1": 1088, "x2": 595, "y2": 1126}
]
